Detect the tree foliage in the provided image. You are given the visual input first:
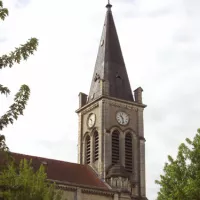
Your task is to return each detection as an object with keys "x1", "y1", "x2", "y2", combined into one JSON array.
[
  {"x1": 0, "y1": 0, "x2": 8, "y2": 20},
  {"x1": 0, "y1": 3, "x2": 63, "y2": 200},
  {"x1": 155, "y1": 128, "x2": 200, "y2": 200},
  {"x1": 0, "y1": 0, "x2": 38, "y2": 152},
  {"x1": 0, "y1": 159, "x2": 63, "y2": 200}
]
